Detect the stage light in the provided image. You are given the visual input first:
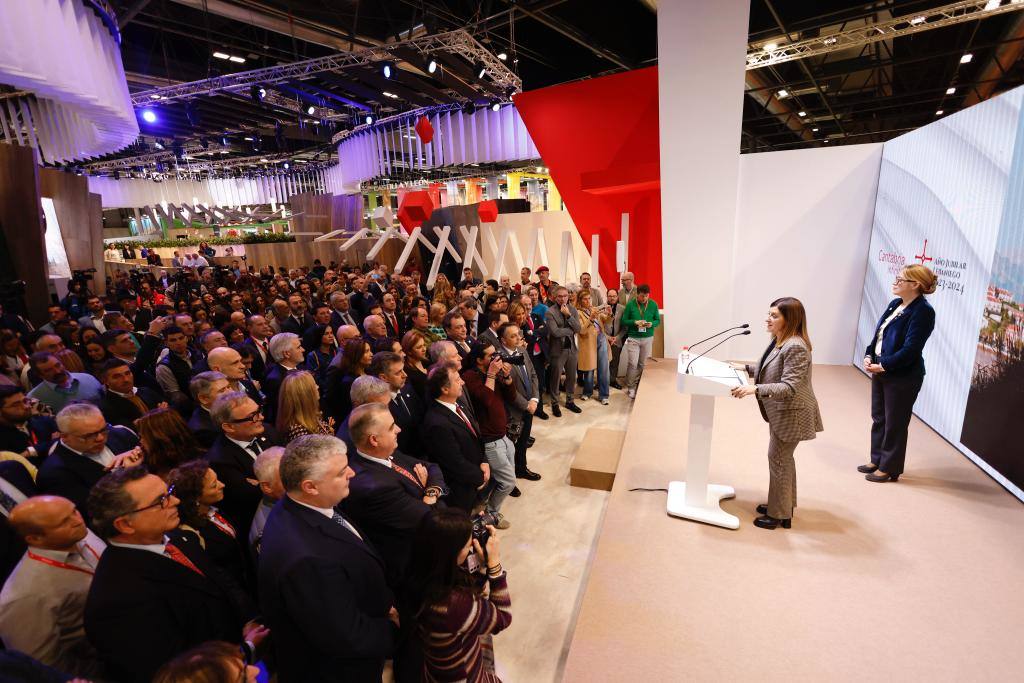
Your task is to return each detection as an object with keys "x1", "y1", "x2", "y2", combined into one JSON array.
[
  {"x1": 777, "y1": 89, "x2": 788, "y2": 98},
  {"x1": 474, "y1": 62, "x2": 487, "y2": 80},
  {"x1": 154, "y1": 139, "x2": 165, "y2": 150},
  {"x1": 985, "y1": 1, "x2": 1002, "y2": 10},
  {"x1": 798, "y1": 110, "x2": 806, "y2": 117},
  {"x1": 221, "y1": 135, "x2": 229, "y2": 146},
  {"x1": 365, "y1": 114, "x2": 375, "y2": 125},
  {"x1": 251, "y1": 85, "x2": 266, "y2": 103},
  {"x1": 462, "y1": 102, "x2": 476, "y2": 115},
  {"x1": 936, "y1": 110, "x2": 944, "y2": 116},
  {"x1": 763, "y1": 42, "x2": 778, "y2": 51},
  {"x1": 306, "y1": 105, "x2": 316, "y2": 115},
  {"x1": 960, "y1": 53, "x2": 973, "y2": 63},
  {"x1": 812, "y1": 127, "x2": 819, "y2": 132},
  {"x1": 910, "y1": 16, "x2": 926, "y2": 25},
  {"x1": 383, "y1": 91, "x2": 399, "y2": 99},
  {"x1": 426, "y1": 57, "x2": 439, "y2": 74},
  {"x1": 497, "y1": 52, "x2": 507, "y2": 61},
  {"x1": 260, "y1": 157, "x2": 268, "y2": 163},
  {"x1": 946, "y1": 87, "x2": 956, "y2": 95},
  {"x1": 229, "y1": 55, "x2": 246, "y2": 64},
  {"x1": 213, "y1": 51, "x2": 230, "y2": 60},
  {"x1": 141, "y1": 109, "x2": 157, "y2": 123},
  {"x1": 491, "y1": 102, "x2": 501, "y2": 112},
  {"x1": 283, "y1": 162, "x2": 290, "y2": 169},
  {"x1": 150, "y1": 94, "x2": 162, "y2": 100},
  {"x1": 382, "y1": 62, "x2": 394, "y2": 79}
]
